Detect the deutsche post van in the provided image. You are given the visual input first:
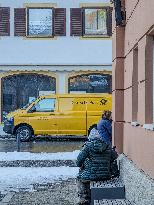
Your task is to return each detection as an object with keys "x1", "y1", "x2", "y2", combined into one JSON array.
[{"x1": 3, "y1": 94, "x2": 112, "y2": 141}]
